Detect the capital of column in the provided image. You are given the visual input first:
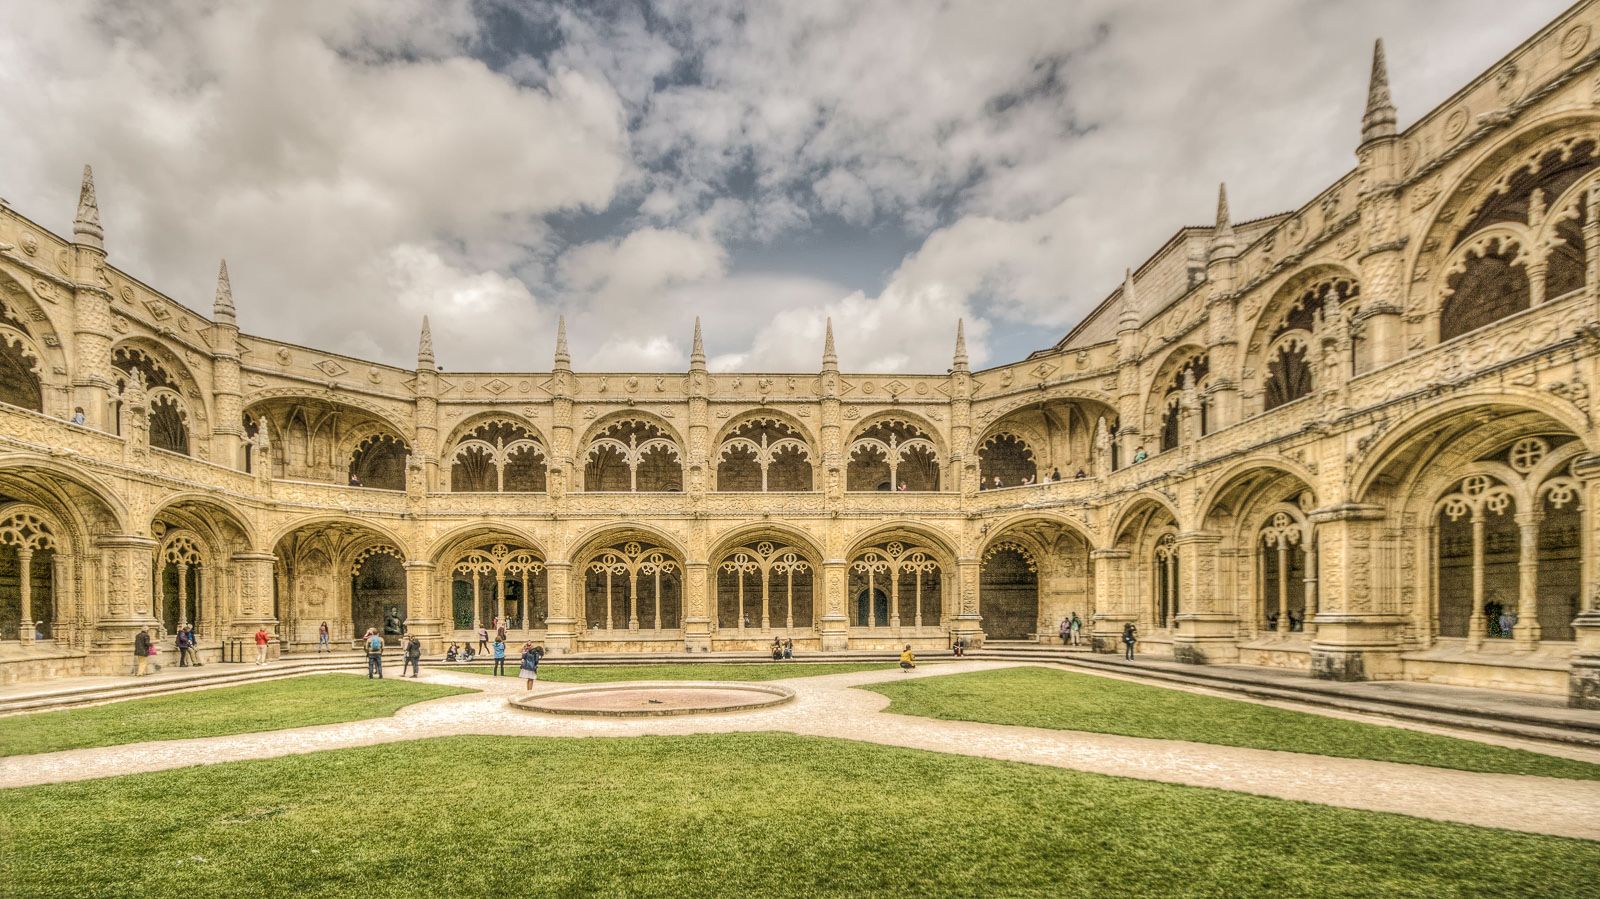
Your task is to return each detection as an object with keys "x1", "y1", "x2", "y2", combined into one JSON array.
[
  {"x1": 96, "y1": 534, "x2": 159, "y2": 550},
  {"x1": 403, "y1": 560, "x2": 439, "y2": 572},
  {"x1": 1090, "y1": 548, "x2": 1130, "y2": 560},
  {"x1": 1308, "y1": 502, "x2": 1387, "y2": 524}
]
